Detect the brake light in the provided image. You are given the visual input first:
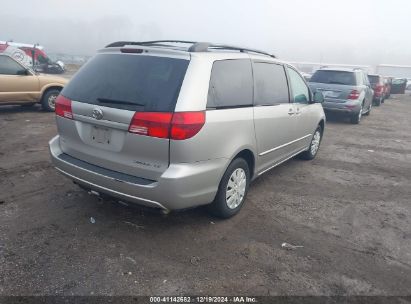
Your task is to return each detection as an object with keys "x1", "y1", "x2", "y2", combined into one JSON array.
[
  {"x1": 348, "y1": 90, "x2": 360, "y2": 100},
  {"x1": 171, "y1": 112, "x2": 206, "y2": 140},
  {"x1": 128, "y1": 112, "x2": 173, "y2": 138},
  {"x1": 376, "y1": 84, "x2": 384, "y2": 93},
  {"x1": 128, "y1": 111, "x2": 205, "y2": 140},
  {"x1": 55, "y1": 95, "x2": 73, "y2": 119},
  {"x1": 121, "y1": 48, "x2": 144, "y2": 54}
]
